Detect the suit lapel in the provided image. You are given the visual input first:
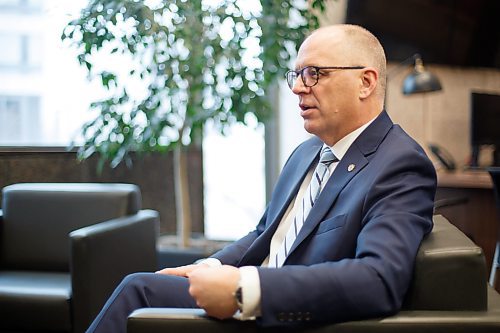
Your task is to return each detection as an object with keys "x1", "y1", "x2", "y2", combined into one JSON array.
[
  {"x1": 265, "y1": 141, "x2": 322, "y2": 227},
  {"x1": 287, "y1": 110, "x2": 394, "y2": 259},
  {"x1": 287, "y1": 146, "x2": 368, "y2": 255},
  {"x1": 237, "y1": 139, "x2": 322, "y2": 266}
]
